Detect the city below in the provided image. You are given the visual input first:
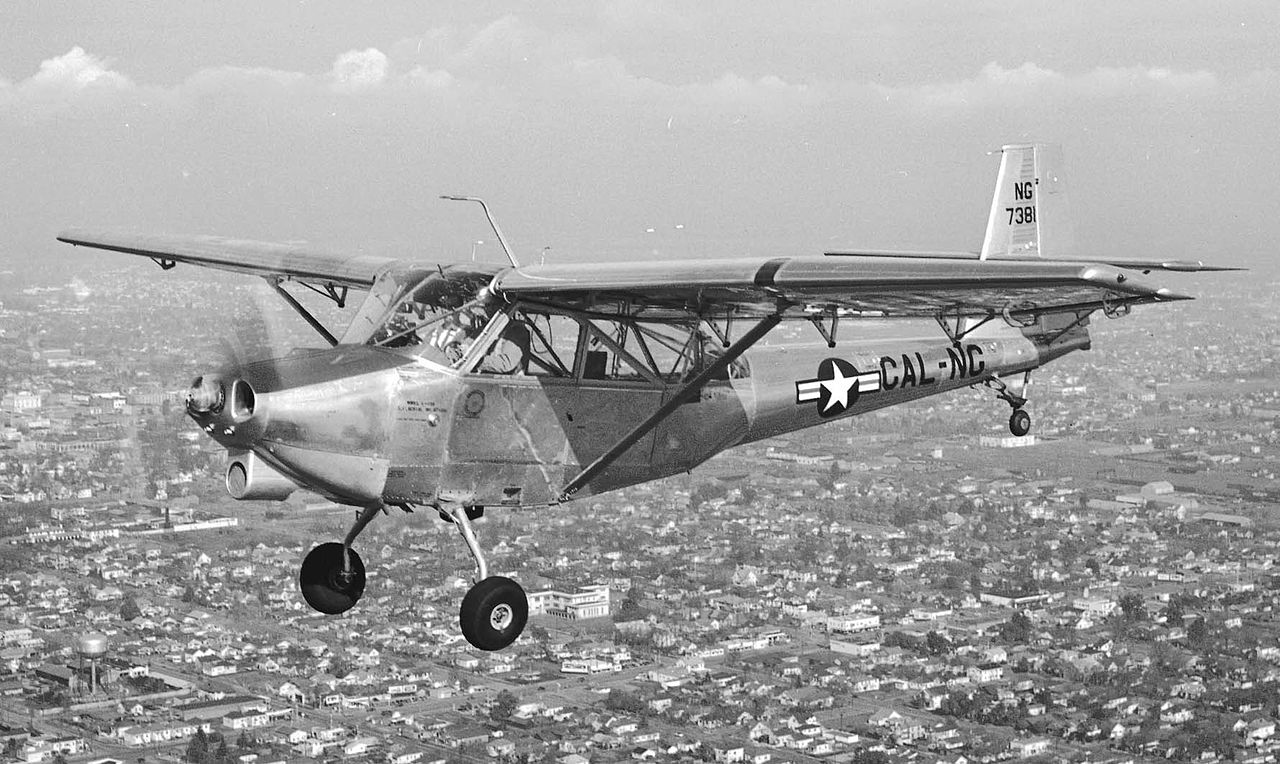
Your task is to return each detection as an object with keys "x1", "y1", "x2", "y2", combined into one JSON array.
[{"x1": 0, "y1": 261, "x2": 1277, "y2": 764}]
